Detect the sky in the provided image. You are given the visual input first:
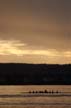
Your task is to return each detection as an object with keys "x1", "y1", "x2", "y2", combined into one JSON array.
[{"x1": 0, "y1": 0, "x2": 71, "y2": 64}]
